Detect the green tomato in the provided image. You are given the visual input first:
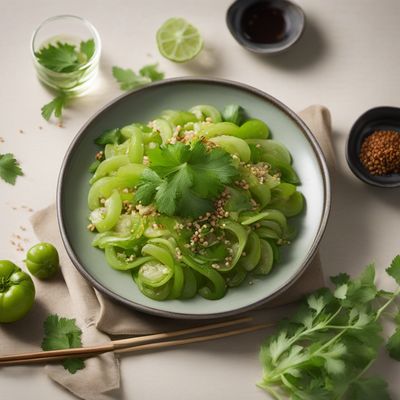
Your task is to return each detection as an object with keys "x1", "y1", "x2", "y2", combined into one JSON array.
[
  {"x1": 0, "y1": 260, "x2": 35, "y2": 323},
  {"x1": 25, "y1": 242, "x2": 60, "y2": 279}
]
